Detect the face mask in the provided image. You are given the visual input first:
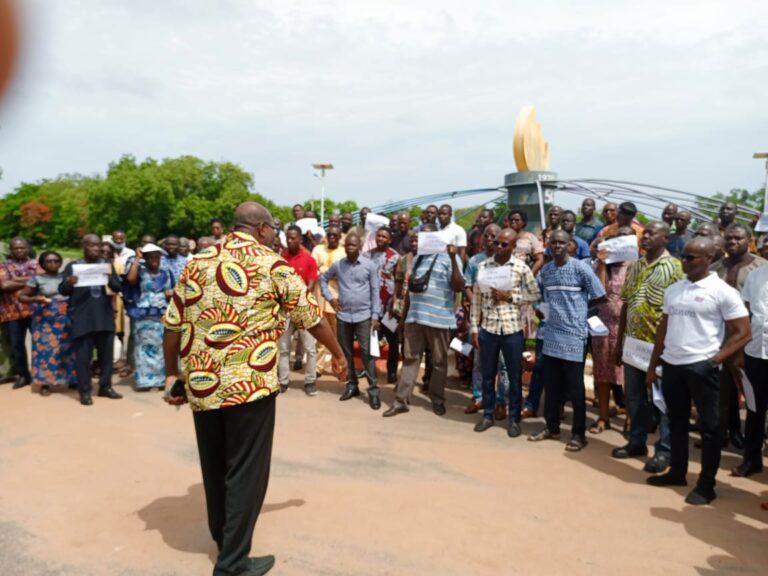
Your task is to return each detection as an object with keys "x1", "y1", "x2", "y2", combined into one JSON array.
[{"x1": 112, "y1": 242, "x2": 125, "y2": 250}]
